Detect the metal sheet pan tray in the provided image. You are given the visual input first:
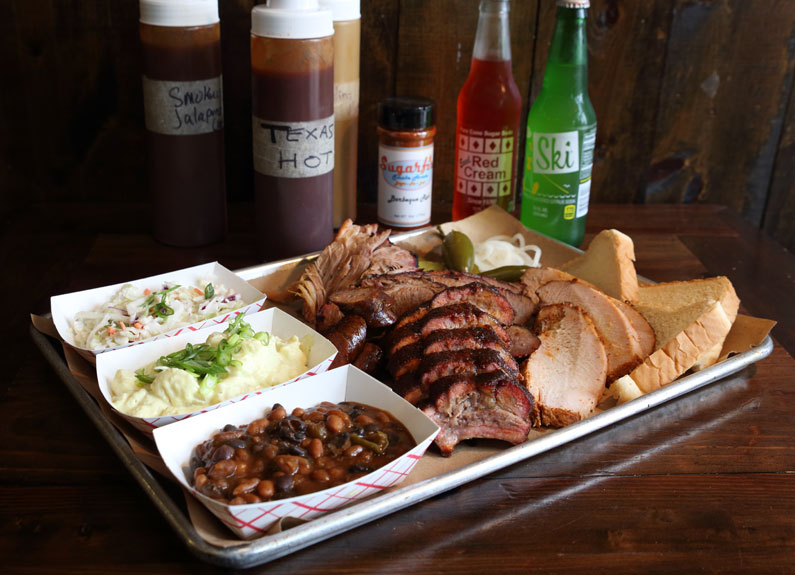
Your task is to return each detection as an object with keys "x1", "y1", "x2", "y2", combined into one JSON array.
[{"x1": 30, "y1": 226, "x2": 775, "y2": 569}]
